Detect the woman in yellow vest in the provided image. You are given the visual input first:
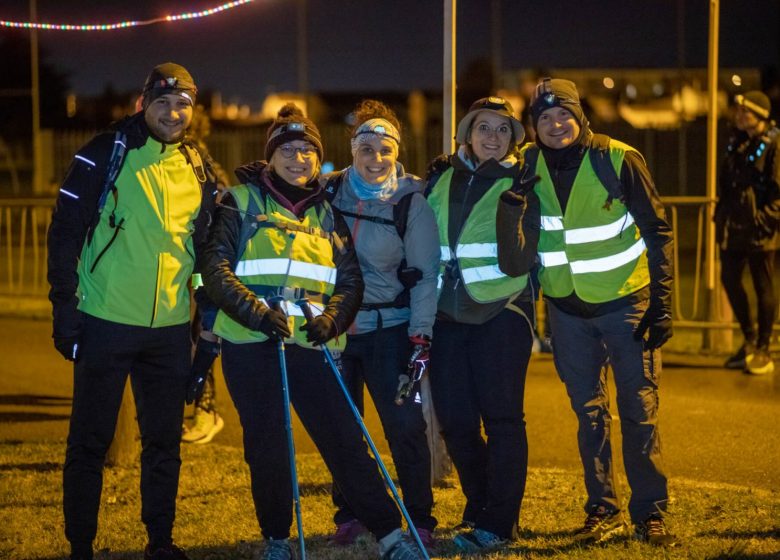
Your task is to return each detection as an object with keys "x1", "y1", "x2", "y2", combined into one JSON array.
[
  {"x1": 424, "y1": 97, "x2": 539, "y2": 553},
  {"x1": 202, "y1": 104, "x2": 426, "y2": 560}
]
